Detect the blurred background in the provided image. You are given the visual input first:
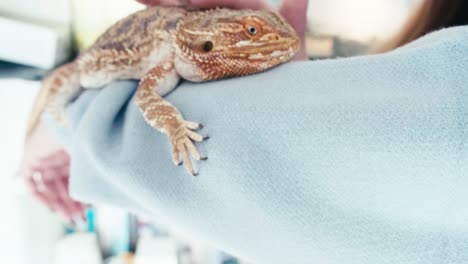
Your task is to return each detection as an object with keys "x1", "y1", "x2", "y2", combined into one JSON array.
[{"x1": 0, "y1": 0, "x2": 420, "y2": 263}]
